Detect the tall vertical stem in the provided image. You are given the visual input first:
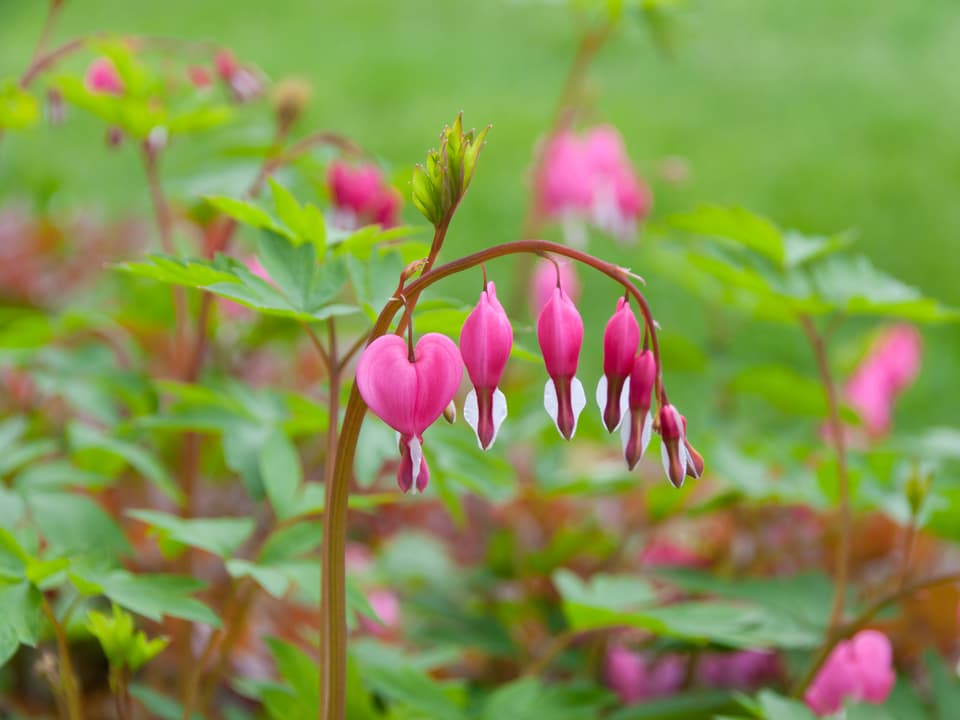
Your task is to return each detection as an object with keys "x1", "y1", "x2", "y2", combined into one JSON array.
[
  {"x1": 800, "y1": 315, "x2": 851, "y2": 633},
  {"x1": 42, "y1": 597, "x2": 84, "y2": 720}
]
